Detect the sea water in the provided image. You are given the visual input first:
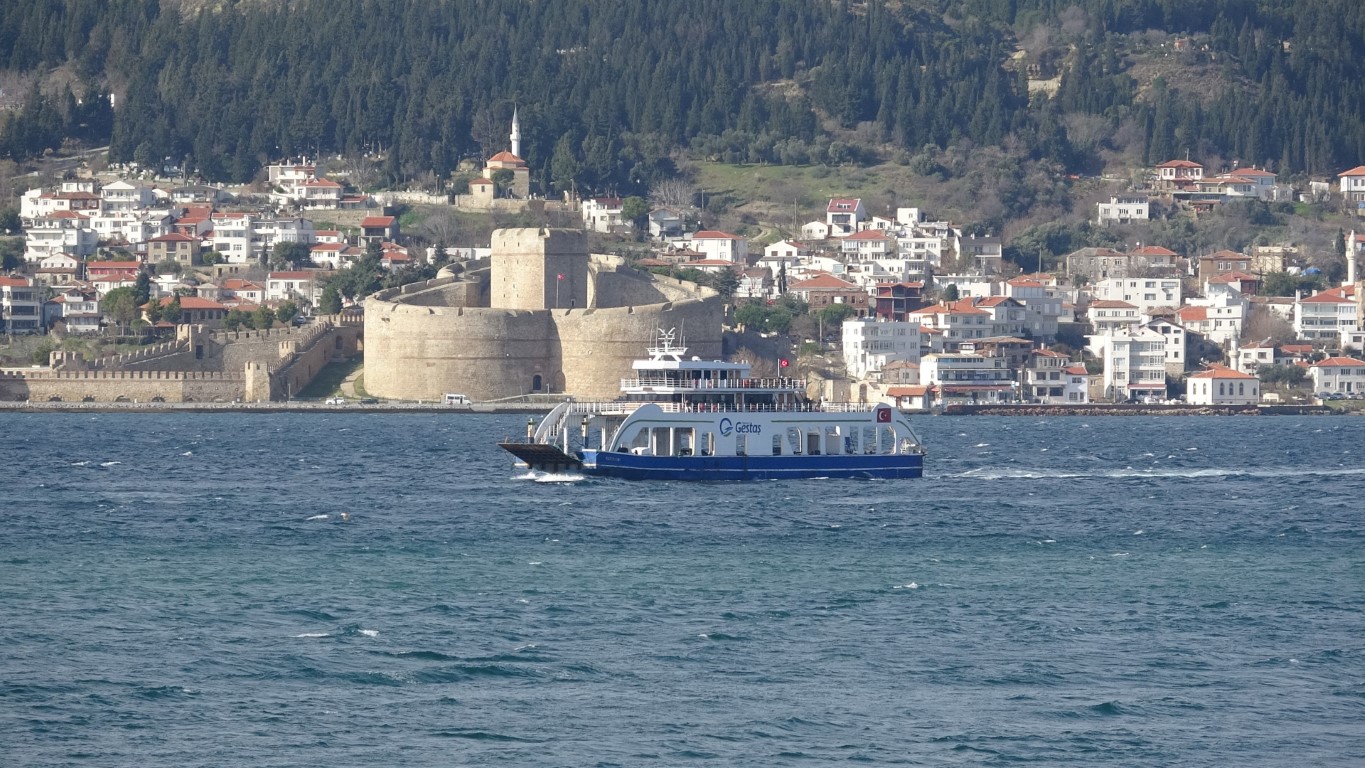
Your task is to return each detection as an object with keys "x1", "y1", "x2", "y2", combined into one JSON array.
[{"x1": 1, "y1": 413, "x2": 1362, "y2": 766}]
